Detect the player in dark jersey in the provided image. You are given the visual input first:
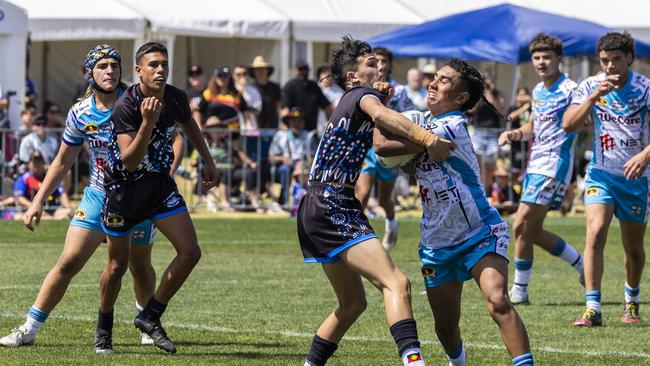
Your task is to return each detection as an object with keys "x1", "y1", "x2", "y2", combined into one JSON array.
[
  {"x1": 298, "y1": 36, "x2": 454, "y2": 366},
  {"x1": 95, "y1": 42, "x2": 219, "y2": 355}
]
